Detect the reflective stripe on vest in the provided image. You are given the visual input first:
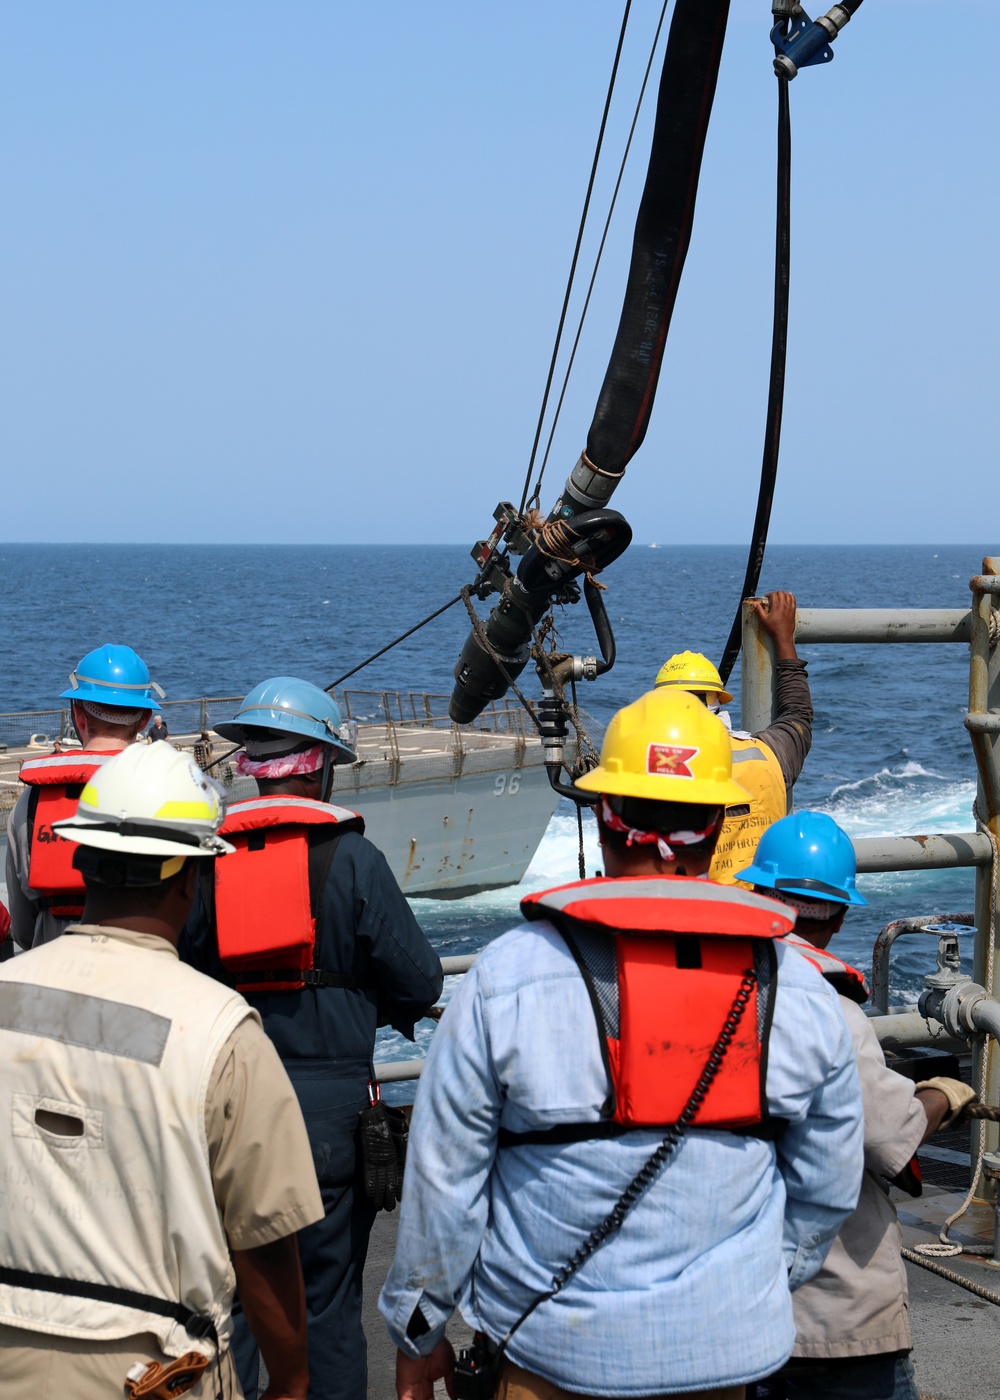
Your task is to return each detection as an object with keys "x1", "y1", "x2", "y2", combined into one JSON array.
[
  {"x1": 19, "y1": 752, "x2": 116, "y2": 917},
  {"x1": 520, "y1": 876, "x2": 793, "y2": 1131},
  {"x1": 710, "y1": 736, "x2": 787, "y2": 886},
  {"x1": 0, "y1": 932, "x2": 250, "y2": 1356},
  {"x1": 783, "y1": 931, "x2": 869, "y2": 1004},
  {"x1": 215, "y1": 796, "x2": 364, "y2": 994}
]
